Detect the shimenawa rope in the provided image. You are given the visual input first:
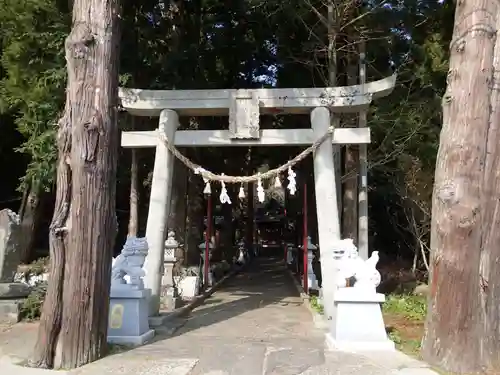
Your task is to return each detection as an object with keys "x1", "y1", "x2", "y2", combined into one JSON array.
[{"x1": 157, "y1": 126, "x2": 334, "y2": 184}]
